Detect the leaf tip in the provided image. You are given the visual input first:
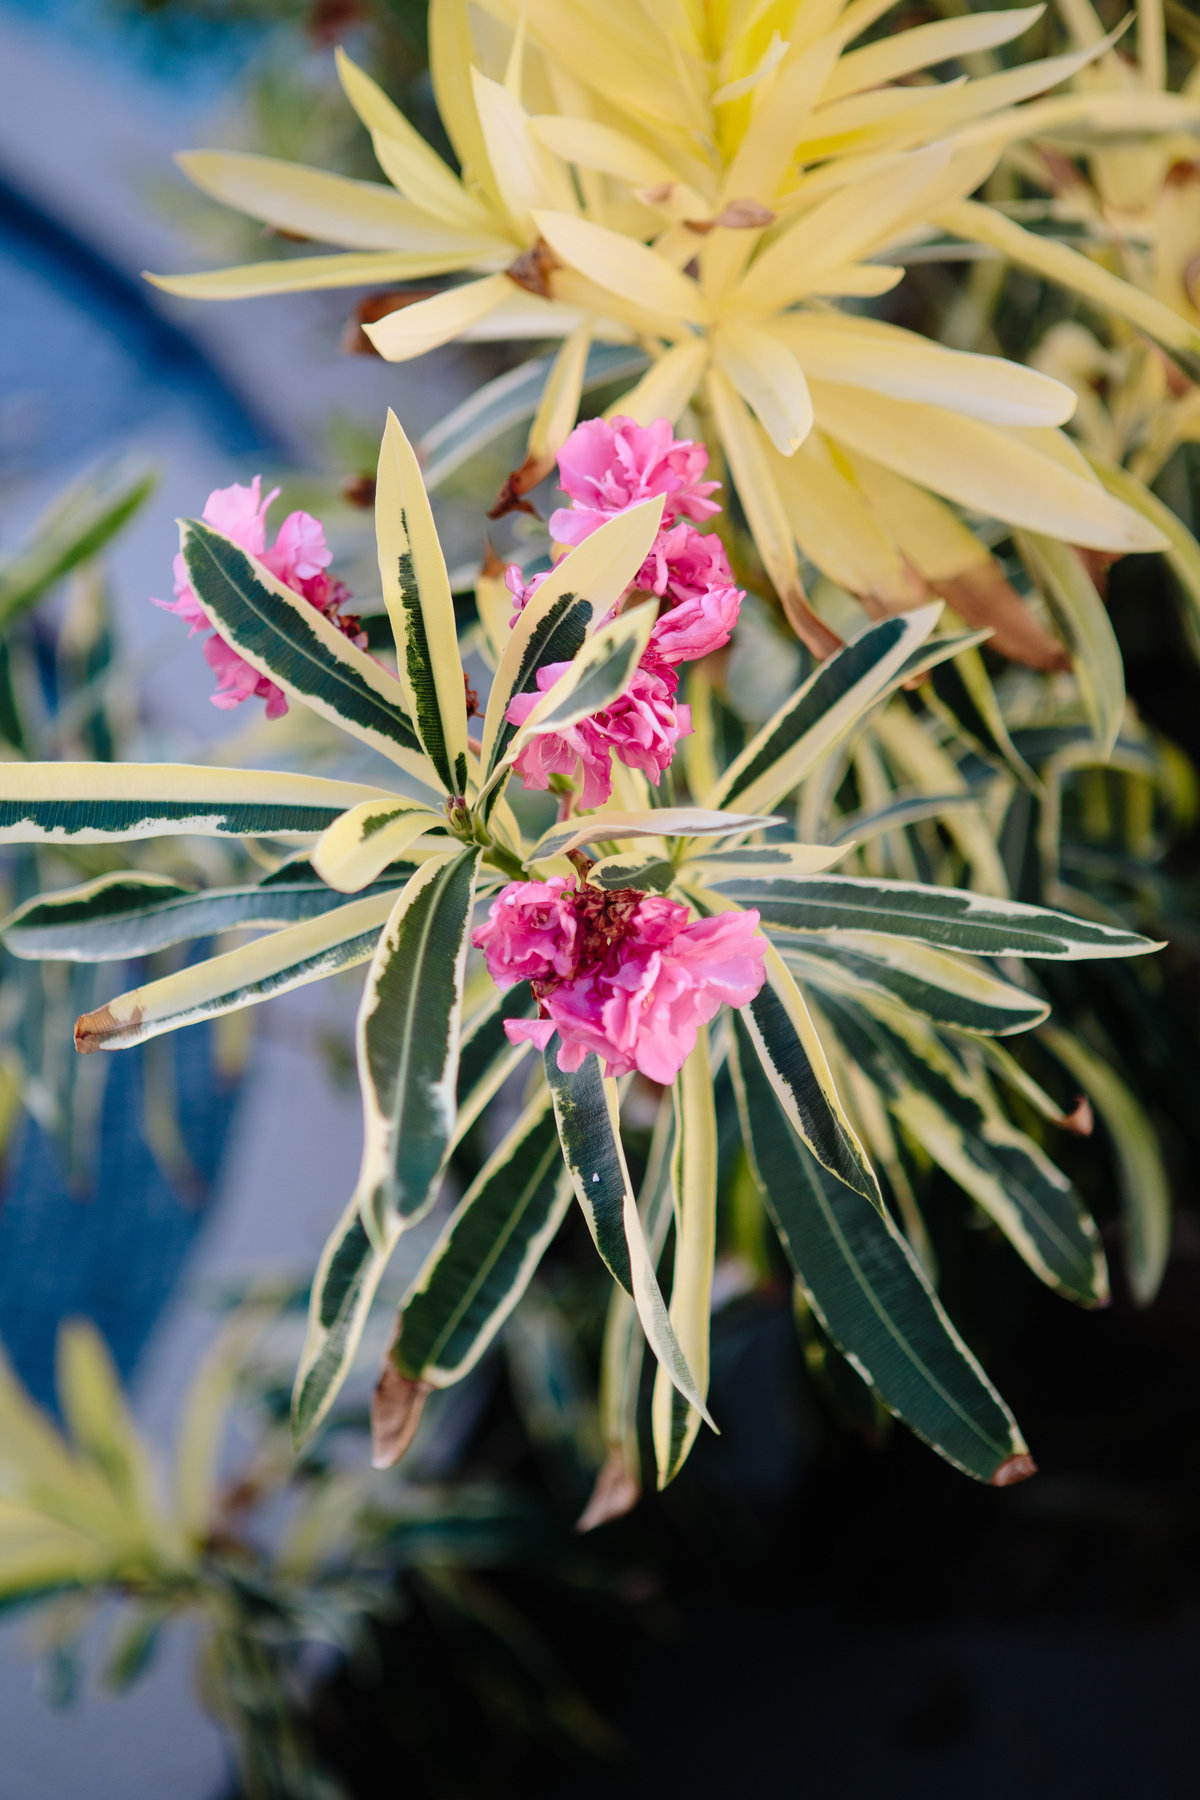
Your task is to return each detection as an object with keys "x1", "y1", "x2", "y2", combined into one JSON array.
[
  {"x1": 576, "y1": 1449, "x2": 640, "y2": 1532},
  {"x1": 370, "y1": 1360, "x2": 431, "y2": 1469},
  {"x1": 991, "y1": 1451, "x2": 1037, "y2": 1488}
]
